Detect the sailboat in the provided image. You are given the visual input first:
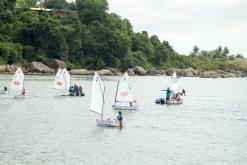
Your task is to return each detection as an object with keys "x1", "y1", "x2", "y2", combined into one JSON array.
[
  {"x1": 155, "y1": 71, "x2": 183, "y2": 105},
  {"x1": 54, "y1": 68, "x2": 67, "y2": 95},
  {"x1": 112, "y1": 72, "x2": 138, "y2": 110},
  {"x1": 90, "y1": 72, "x2": 118, "y2": 127},
  {"x1": 10, "y1": 67, "x2": 25, "y2": 98}
]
